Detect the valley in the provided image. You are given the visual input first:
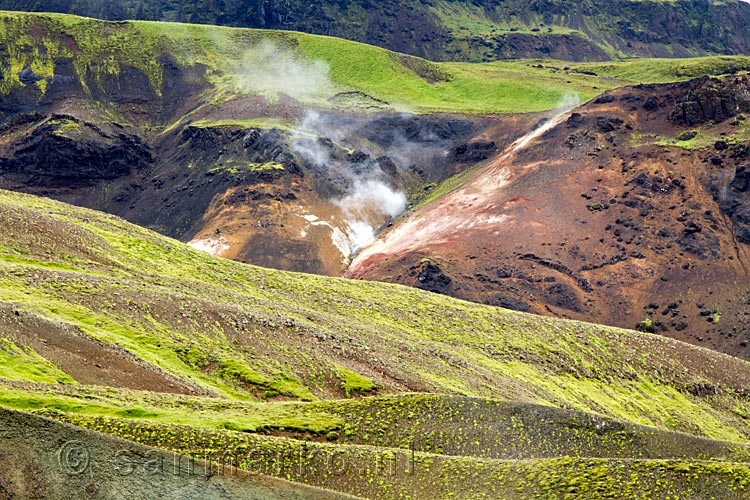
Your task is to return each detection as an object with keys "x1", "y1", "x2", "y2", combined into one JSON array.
[{"x1": 0, "y1": 7, "x2": 749, "y2": 499}]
